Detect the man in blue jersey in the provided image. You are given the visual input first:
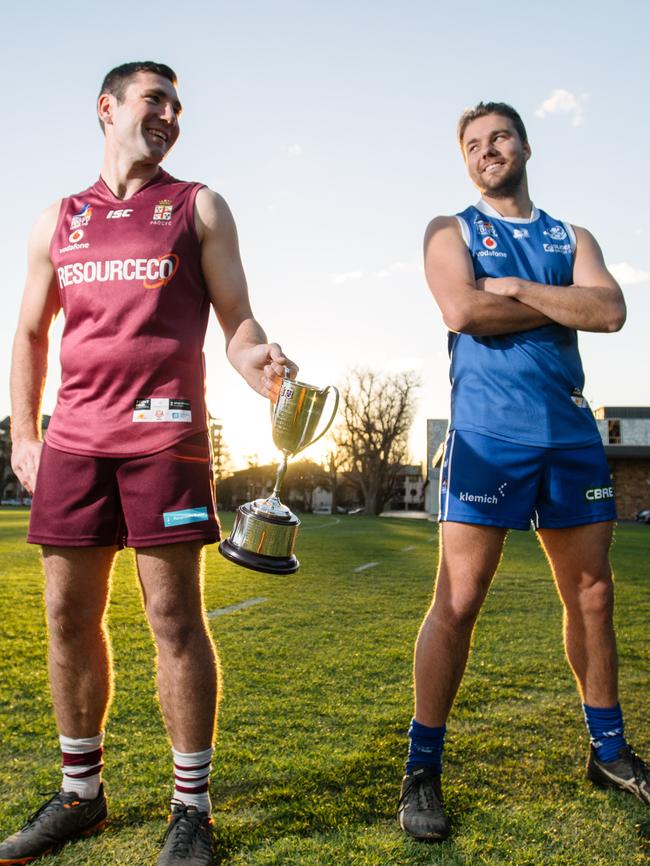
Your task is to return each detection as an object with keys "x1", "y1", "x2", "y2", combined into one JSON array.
[{"x1": 398, "y1": 102, "x2": 649, "y2": 840}]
